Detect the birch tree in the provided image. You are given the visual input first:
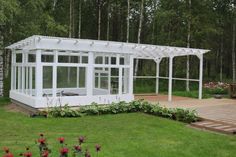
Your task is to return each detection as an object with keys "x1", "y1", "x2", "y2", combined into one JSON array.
[
  {"x1": 134, "y1": 0, "x2": 144, "y2": 77},
  {"x1": 106, "y1": 0, "x2": 110, "y2": 40},
  {"x1": 126, "y1": 0, "x2": 130, "y2": 42},
  {"x1": 78, "y1": 0, "x2": 82, "y2": 39},
  {"x1": 97, "y1": 0, "x2": 102, "y2": 40},
  {"x1": 186, "y1": 0, "x2": 191, "y2": 91},
  {"x1": 69, "y1": 0, "x2": 73, "y2": 38}
]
